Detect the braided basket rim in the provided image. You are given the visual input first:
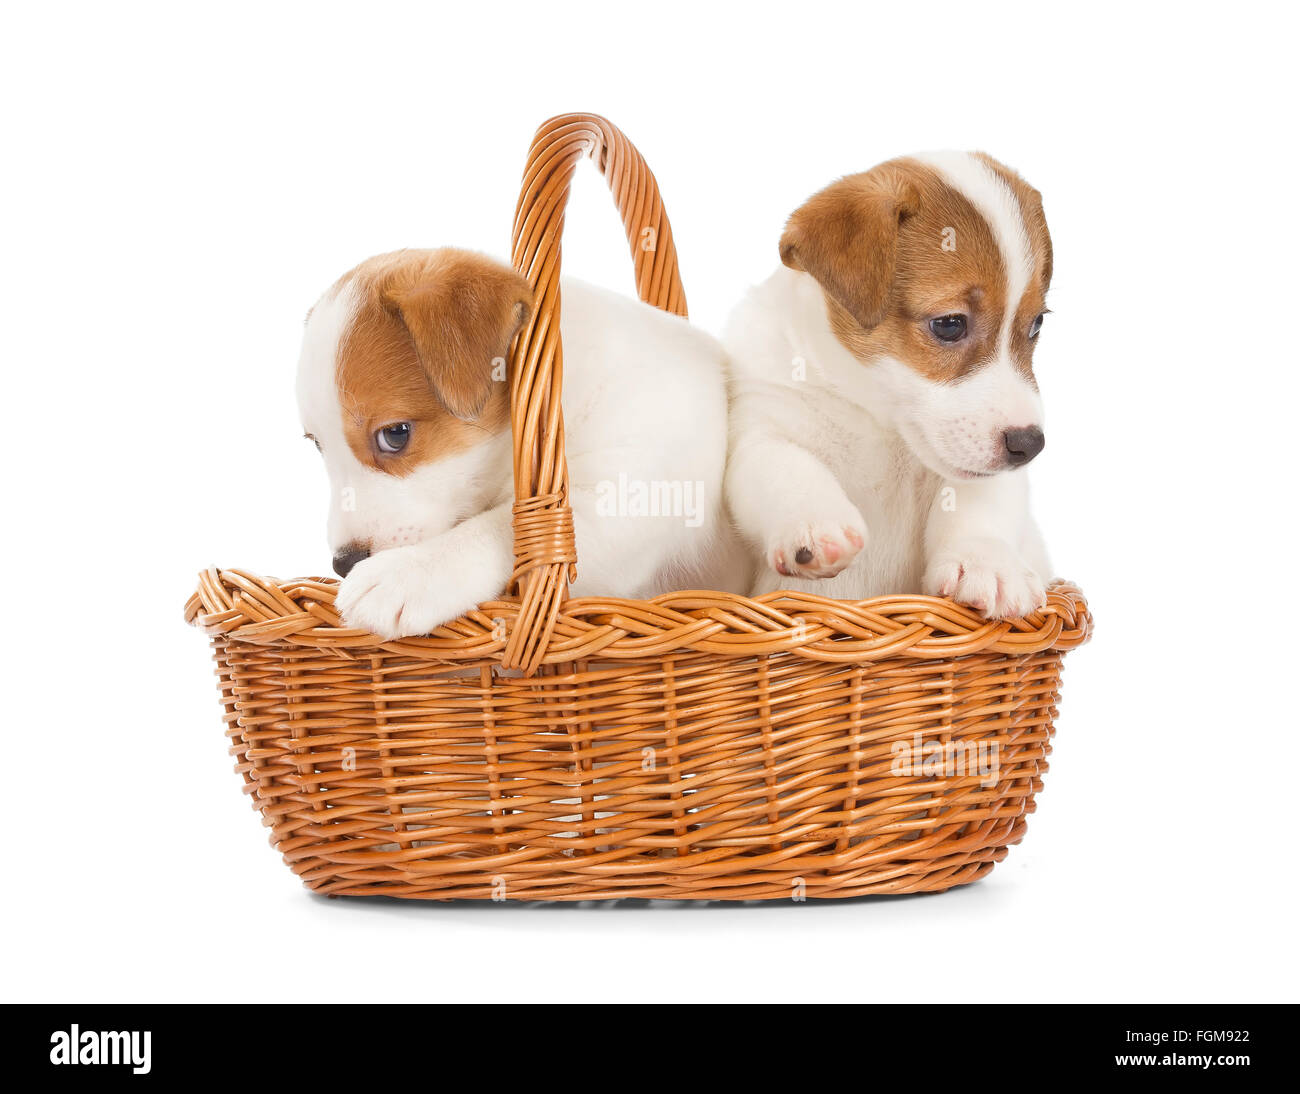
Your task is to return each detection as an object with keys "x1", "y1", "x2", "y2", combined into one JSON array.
[{"x1": 184, "y1": 568, "x2": 1091, "y2": 665}]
